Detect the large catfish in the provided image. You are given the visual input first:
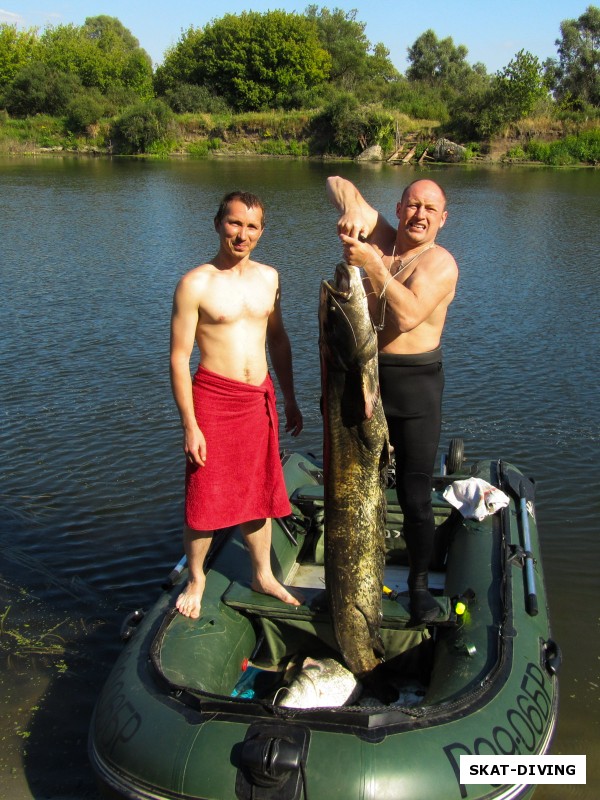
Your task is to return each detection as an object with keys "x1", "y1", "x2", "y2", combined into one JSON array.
[{"x1": 319, "y1": 261, "x2": 389, "y2": 678}]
